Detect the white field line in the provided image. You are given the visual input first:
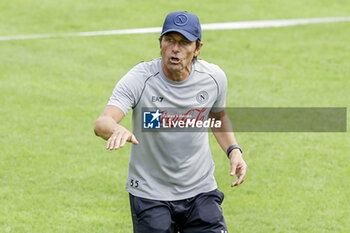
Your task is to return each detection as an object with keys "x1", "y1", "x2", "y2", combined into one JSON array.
[{"x1": 0, "y1": 17, "x2": 350, "y2": 41}]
